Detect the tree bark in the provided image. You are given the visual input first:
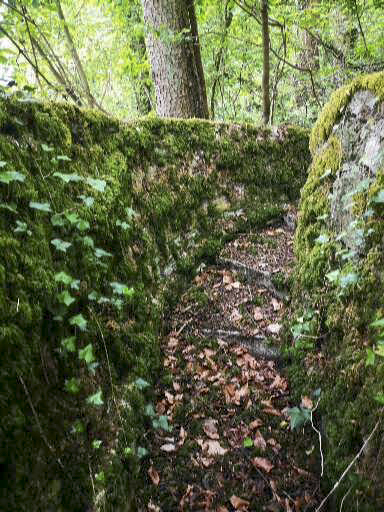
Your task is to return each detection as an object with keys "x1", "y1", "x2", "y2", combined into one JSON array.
[
  {"x1": 261, "y1": 0, "x2": 270, "y2": 125},
  {"x1": 141, "y1": 0, "x2": 209, "y2": 118}
]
